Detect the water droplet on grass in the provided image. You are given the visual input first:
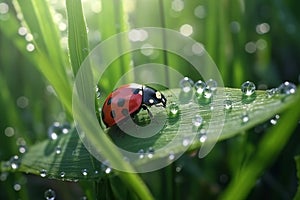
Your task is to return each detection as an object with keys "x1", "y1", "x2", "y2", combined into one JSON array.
[
  {"x1": 48, "y1": 122, "x2": 61, "y2": 140},
  {"x1": 241, "y1": 113, "x2": 249, "y2": 123},
  {"x1": 138, "y1": 149, "x2": 145, "y2": 159},
  {"x1": 182, "y1": 138, "x2": 190, "y2": 146},
  {"x1": 60, "y1": 172, "x2": 65, "y2": 178},
  {"x1": 180, "y1": 77, "x2": 194, "y2": 93},
  {"x1": 198, "y1": 129, "x2": 207, "y2": 143},
  {"x1": 194, "y1": 80, "x2": 206, "y2": 95},
  {"x1": 192, "y1": 114, "x2": 203, "y2": 128},
  {"x1": 203, "y1": 88, "x2": 213, "y2": 99},
  {"x1": 9, "y1": 155, "x2": 20, "y2": 170},
  {"x1": 206, "y1": 79, "x2": 217, "y2": 91},
  {"x1": 168, "y1": 152, "x2": 175, "y2": 161},
  {"x1": 223, "y1": 99, "x2": 233, "y2": 110},
  {"x1": 44, "y1": 189, "x2": 56, "y2": 200},
  {"x1": 18, "y1": 145, "x2": 27, "y2": 154},
  {"x1": 61, "y1": 123, "x2": 71, "y2": 134},
  {"x1": 241, "y1": 81, "x2": 256, "y2": 96},
  {"x1": 270, "y1": 114, "x2": 280, "y2": 125},
  {"x1": 147, "y1": 147, "x2": 155, "y2": 159},
  {"x1": 81, "y1": 169, "x2": 88, "y2": 176},
  {"x1": 266, "y1": 88, "x2": 278, "y2": 98},
  {"x1": 13, "y1": 183, "x2": 21, "y2": 191},
  {"x1": 40, "y1": 169, "x2": 47, "y2": 177},
  {"x1": 95, "y1": 85, "x2": 101, "y2": 98},
  {"x1": 168, "y1": 102, "x2": 179, "y2": 117},
  {"x1": 278, "y1": 81, "x2": 296, "y2": 95},
  {"x1": 55, "y1": 146, "x2": 61, "y2": 155}
]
